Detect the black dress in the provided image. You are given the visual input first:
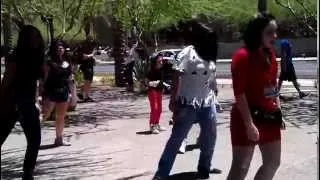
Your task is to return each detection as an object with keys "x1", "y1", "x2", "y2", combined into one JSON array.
[{"x1": 44, "y1": 60, "x2": 72, "y2": 102}]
